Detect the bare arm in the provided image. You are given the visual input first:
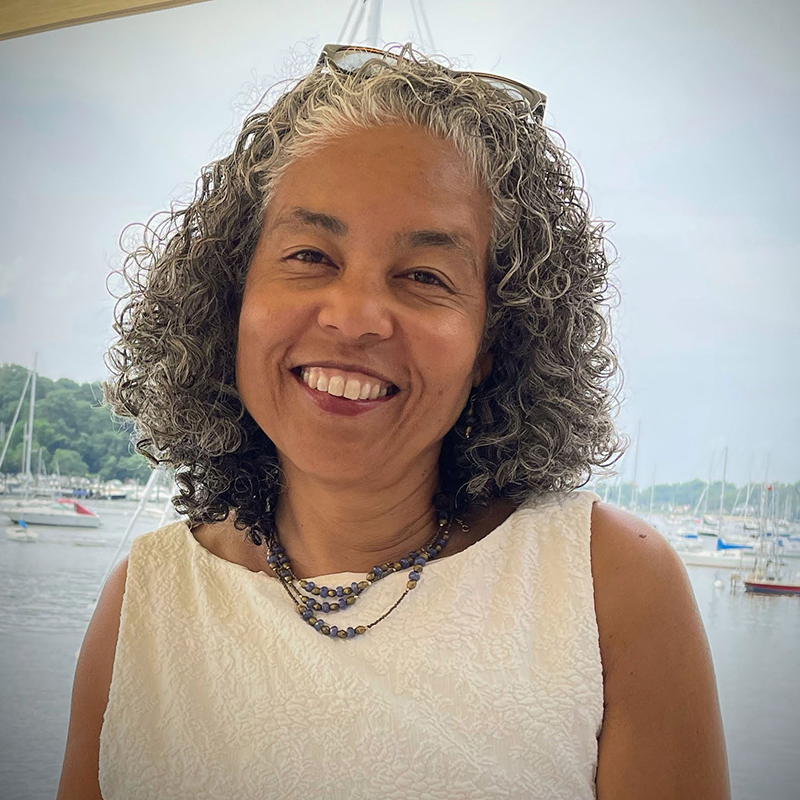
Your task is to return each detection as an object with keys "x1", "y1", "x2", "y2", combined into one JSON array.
[
  {"x1": 591, "y1": 503, "x2": 730, "y2": 799},
  {"x1": 57, "y1": 557, "x2": 128, "y2": 800}
]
